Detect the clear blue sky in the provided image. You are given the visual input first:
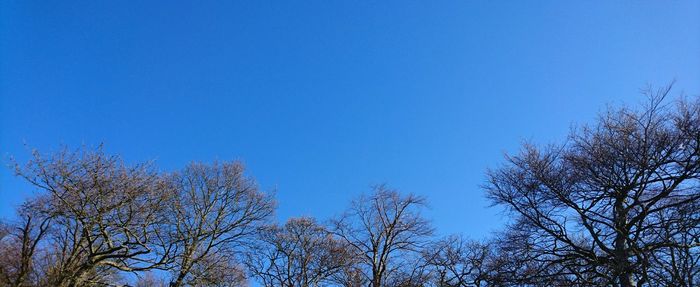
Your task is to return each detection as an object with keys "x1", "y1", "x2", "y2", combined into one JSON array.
[{"x1": 1, "y1": 1, "x2": 699, "y2": 238}]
